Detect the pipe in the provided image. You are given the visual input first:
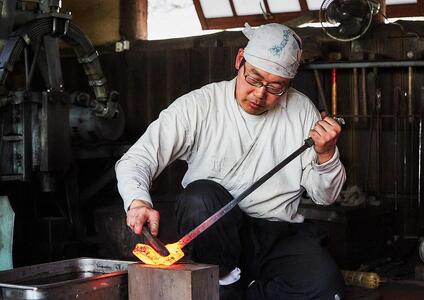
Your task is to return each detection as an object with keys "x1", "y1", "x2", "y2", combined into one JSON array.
[{"x1": 302, "y1": 60, "x2": 424, "y2": 70}]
